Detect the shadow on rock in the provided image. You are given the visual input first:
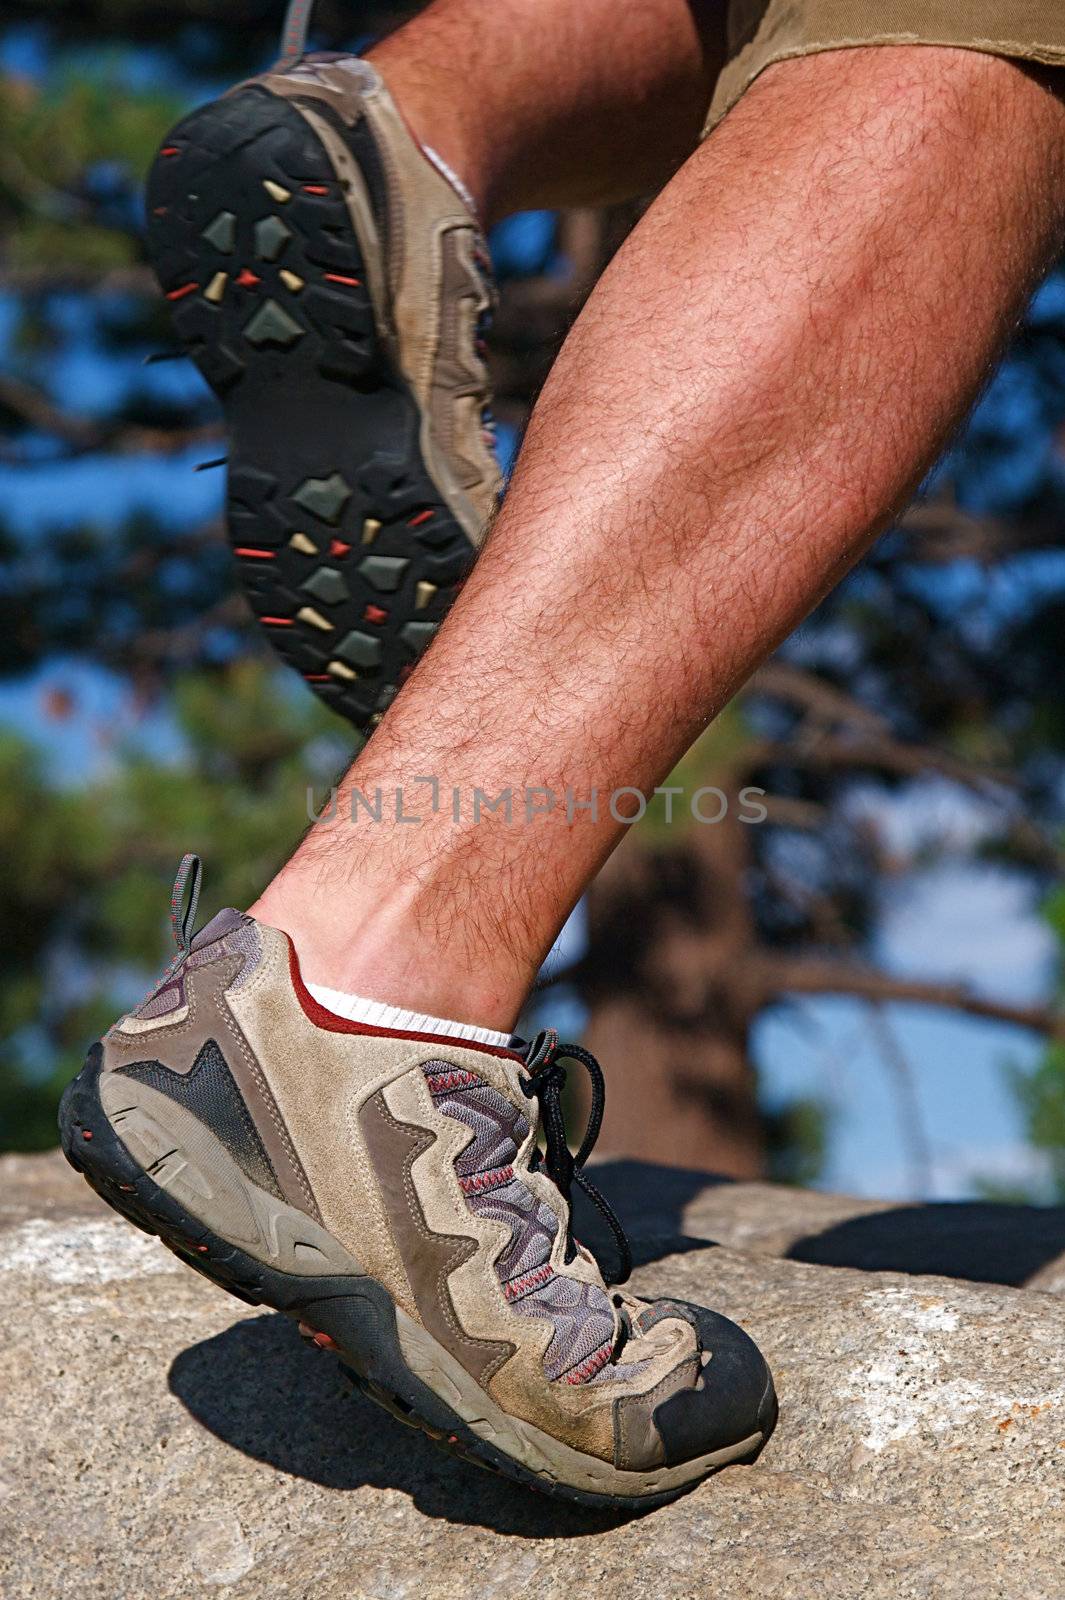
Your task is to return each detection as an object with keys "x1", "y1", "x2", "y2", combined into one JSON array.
[
  {"x1": 169, "y1": 1312, "x2": 649, "y2": 1537},
  {"x1": 786, "y1": 1201, "x2": 1065, "y2": 1286},
  {"x1": 582, "y1": 1160, "x2": 1065, "y2": 1290},
  {"x1": 574, "y1": 1159, "x2": 727, "y2": 1269}
]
